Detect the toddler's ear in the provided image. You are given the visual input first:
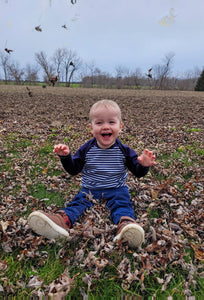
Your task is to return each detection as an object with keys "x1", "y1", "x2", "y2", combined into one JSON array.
[
  {"x1": 119, "y1": 122, "x2": 123, "y2": 132},
  {"x1": 89, "y1": 123, "x2": 93, "y2": 134}
]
